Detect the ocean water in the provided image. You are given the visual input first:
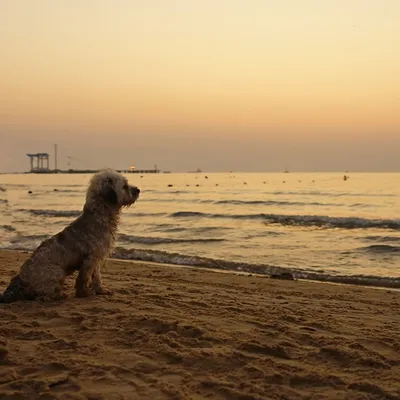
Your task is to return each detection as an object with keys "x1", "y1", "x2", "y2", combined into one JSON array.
[{"x1": 0, "y1": 172, "x2": 399, "y2": 288}]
